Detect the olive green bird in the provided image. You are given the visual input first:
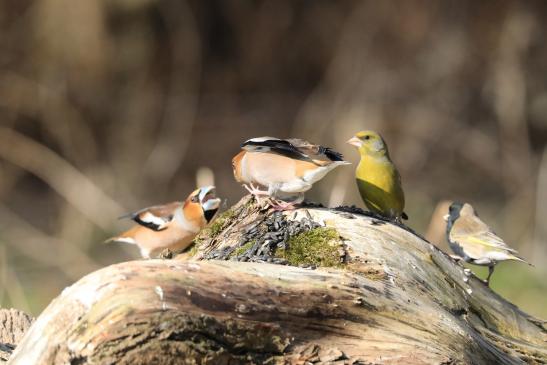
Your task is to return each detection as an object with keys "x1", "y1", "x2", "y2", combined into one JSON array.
[
  {"x1": 444, "y1": 202, "x2": 531, "y2": 286},
  {"x1": 347, "y1": 130, "x2": 407, "y2": 222}
]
